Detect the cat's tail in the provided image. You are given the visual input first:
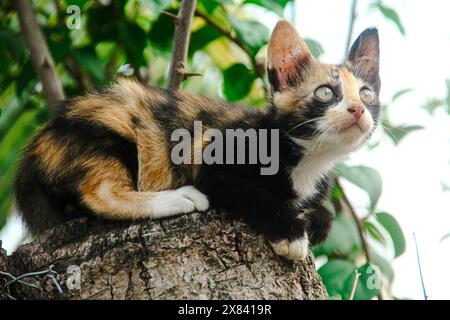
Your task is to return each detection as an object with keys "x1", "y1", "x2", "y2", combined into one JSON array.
[{"x1": 14, "y1": 151, "x2": 65, "y2": 236}]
